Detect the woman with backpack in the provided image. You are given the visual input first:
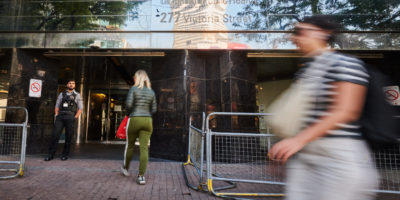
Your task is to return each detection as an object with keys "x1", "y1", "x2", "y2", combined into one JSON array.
[{"x1": 268, "y1": 16, "x2": 379, "y2": 200}]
